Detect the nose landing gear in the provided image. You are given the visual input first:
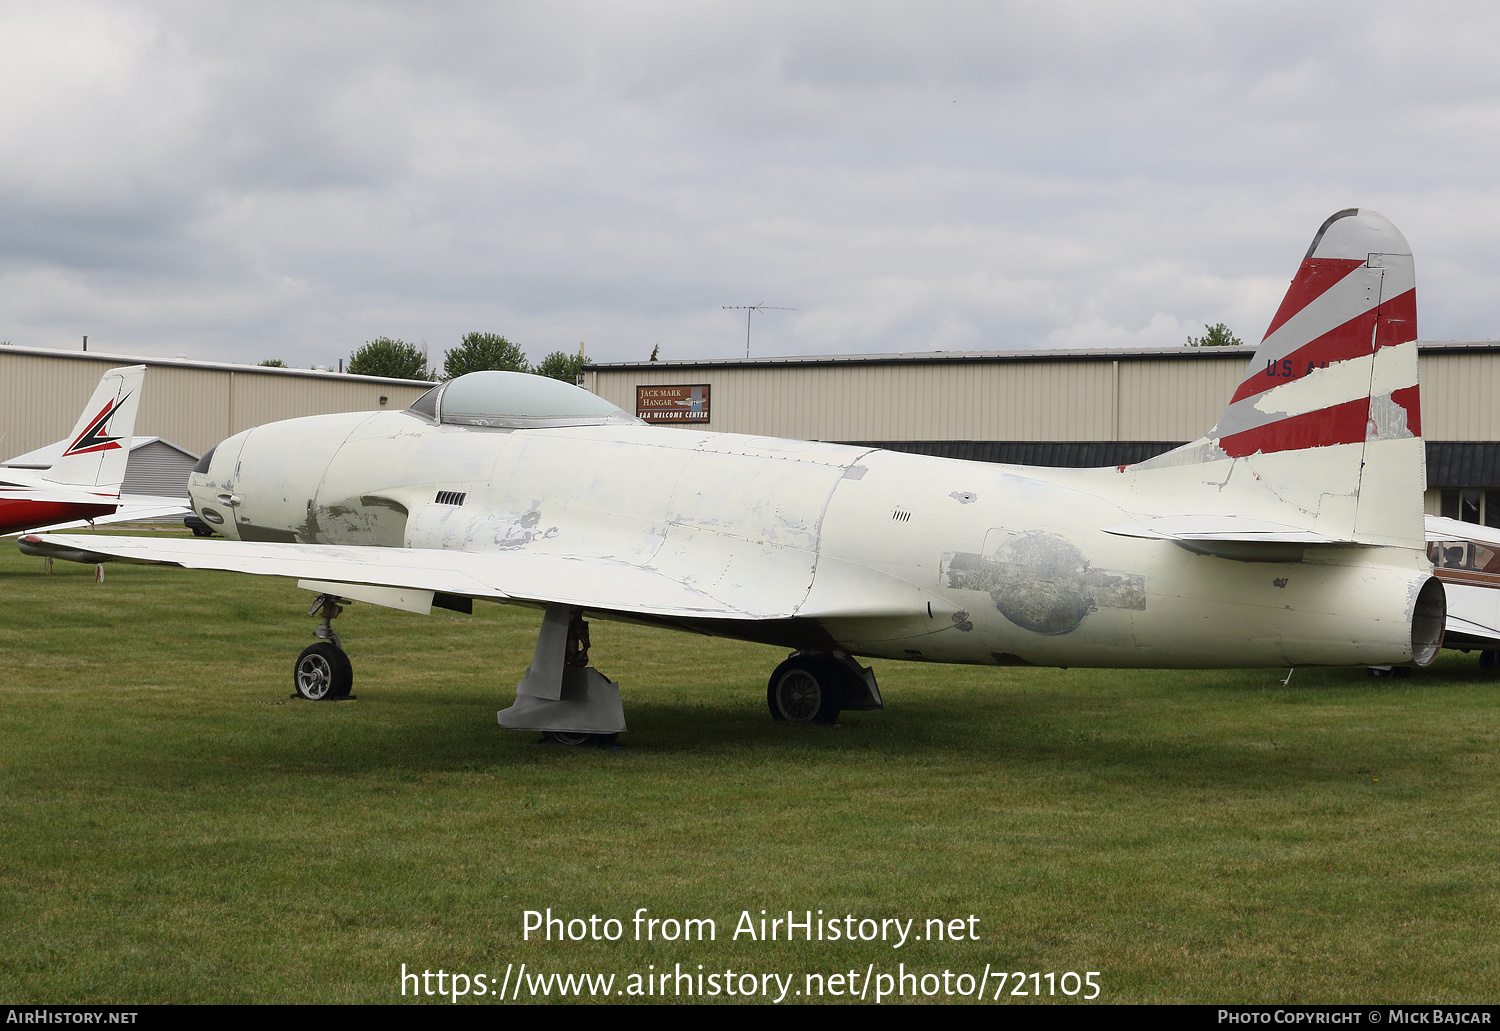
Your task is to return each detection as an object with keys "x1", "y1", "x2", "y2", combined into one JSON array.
[{"x1": 293, "y1": 594, "x2": 354, "y2": 700}]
